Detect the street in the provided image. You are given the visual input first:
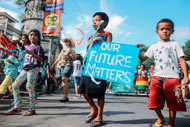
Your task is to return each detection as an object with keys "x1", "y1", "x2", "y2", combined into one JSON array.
[{"x1": 0, "y1": 87, "x2": 190, "y2": 127}]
